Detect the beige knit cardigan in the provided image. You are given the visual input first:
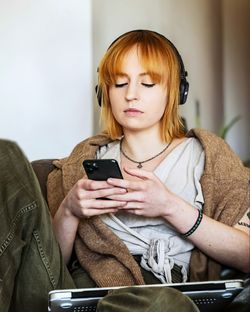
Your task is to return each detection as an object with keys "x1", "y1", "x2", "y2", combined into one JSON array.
[{"x1": 47, "y1": 128, "x2": 249, "y2": 286}]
